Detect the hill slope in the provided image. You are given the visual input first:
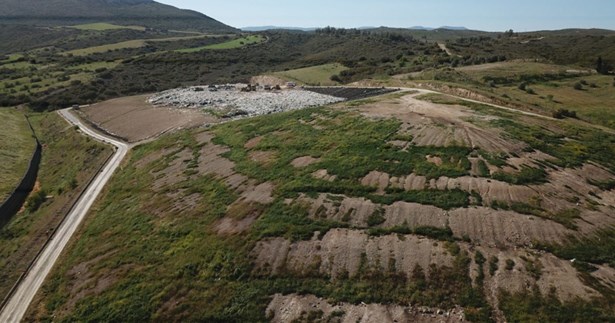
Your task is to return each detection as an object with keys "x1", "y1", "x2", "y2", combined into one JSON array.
[{"x1": 0, "y1": 0, "x2": 237, "y2": 32}]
